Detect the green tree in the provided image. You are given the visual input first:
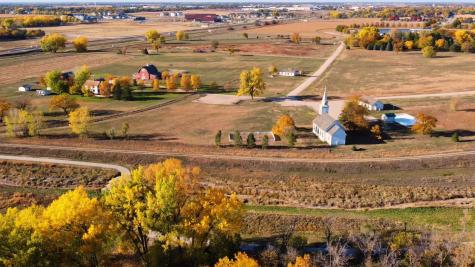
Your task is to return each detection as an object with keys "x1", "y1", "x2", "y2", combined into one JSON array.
[
  {"x1": 215, "y1": 130, "x2": 222, "y2": 147},
  {"x1": 246, "y1": 133, "x2": 256, "y2": 148},
  {"x1": 233, "y1": 131, "x2": 242, "y2": 147},
  {"x1": 339, "y1": 96, "x2": 369, "y2": 131},
  {"x1": 262, "y1": 135, "x2": 269, "y2": 149},
  {"x1": 39, "y1": 33, "x2": 66, "y2": 52},
  {"x1": 45, "y1": 70, "x2": 68, "y2": 94},
  {"x1": 452, "y1": 132, "x2": 459, "y2": 142}
]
